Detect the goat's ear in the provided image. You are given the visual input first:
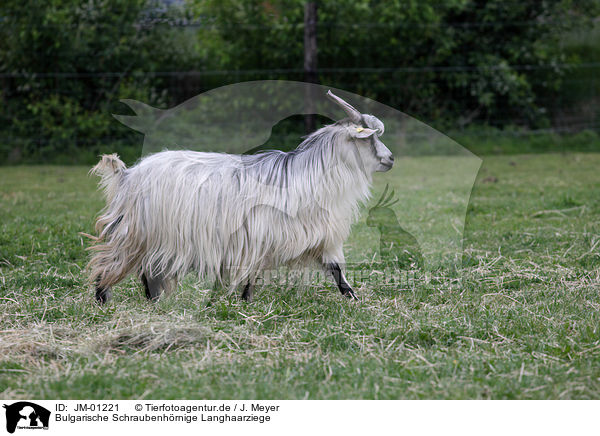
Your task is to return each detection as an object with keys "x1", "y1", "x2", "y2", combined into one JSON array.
[{"x1": 347, "y1": 125, "x2": 378, "y2": 139}]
